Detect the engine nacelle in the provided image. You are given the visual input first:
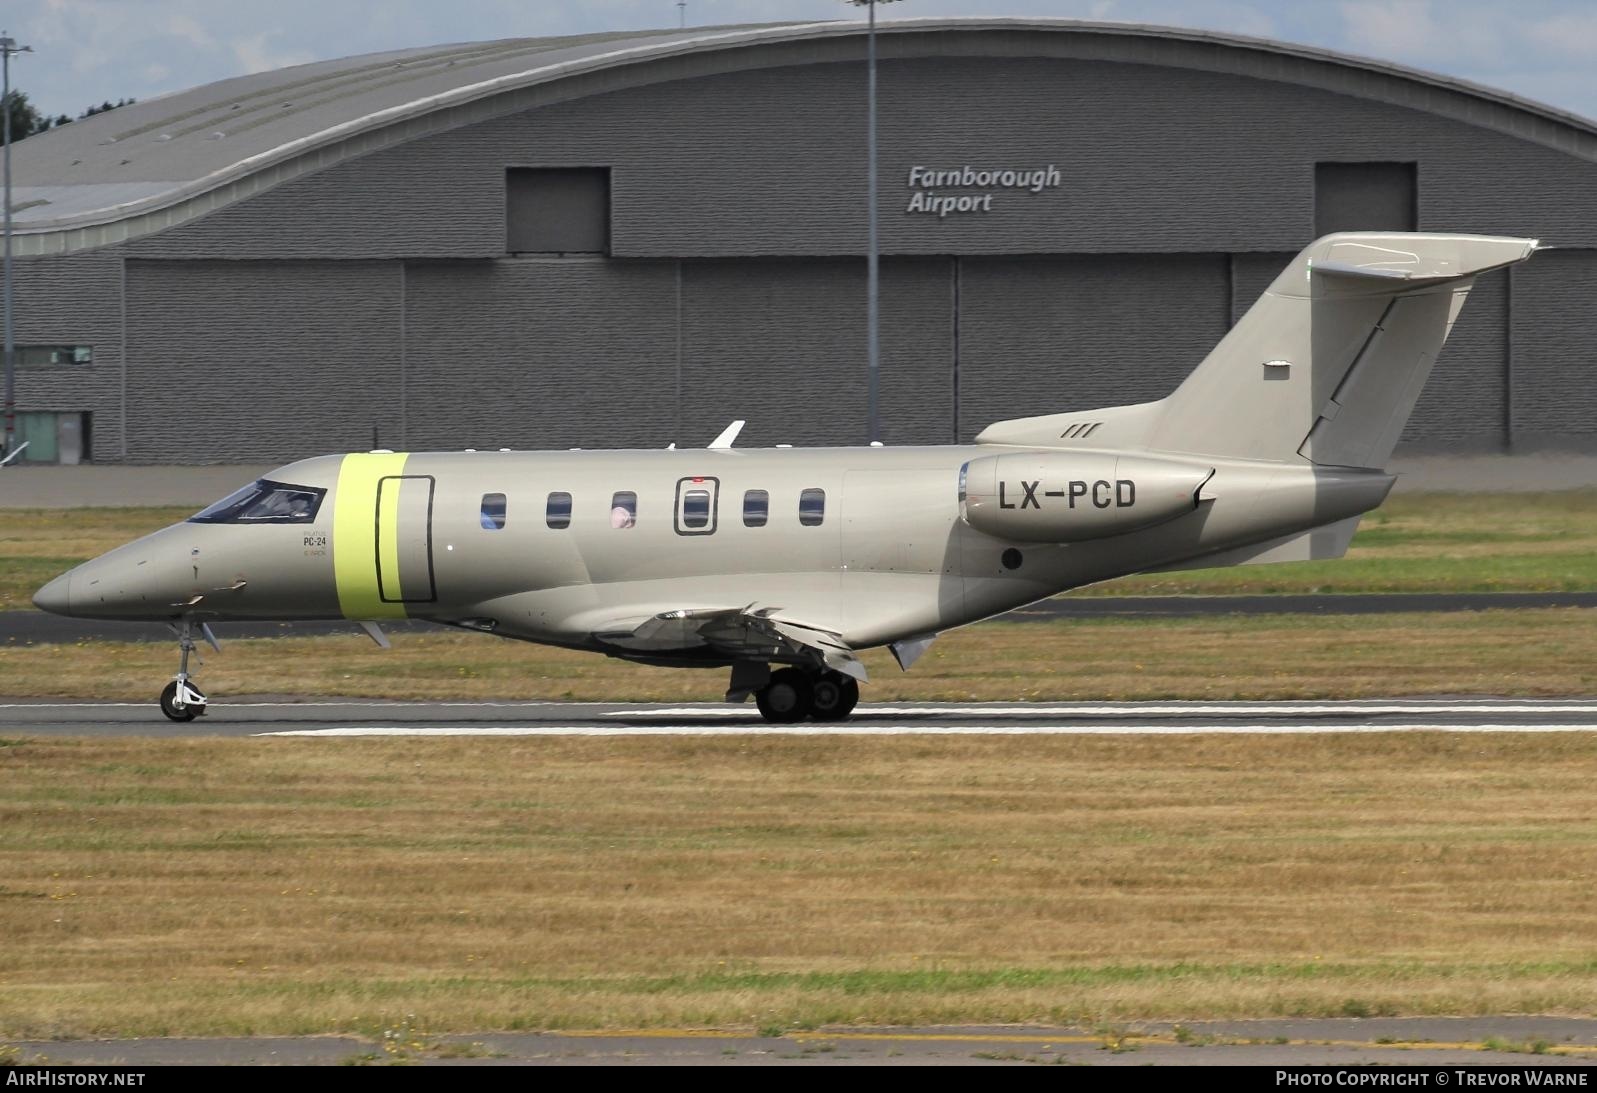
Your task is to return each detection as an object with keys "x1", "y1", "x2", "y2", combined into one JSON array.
[{"x1": 960, "y1": 452, "x2": 1212, "y2": 542}]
